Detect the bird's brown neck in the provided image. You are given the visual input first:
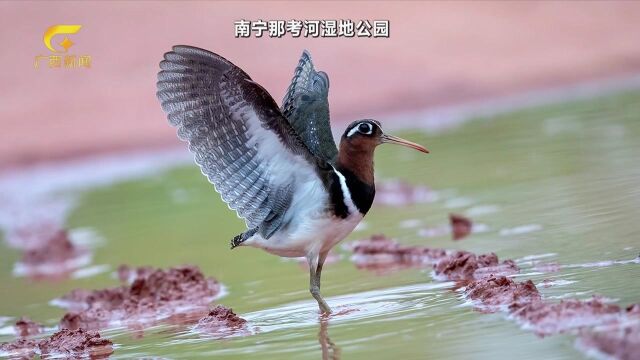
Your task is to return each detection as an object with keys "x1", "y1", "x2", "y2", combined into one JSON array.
[
  {"x1": 328, "y1": 140, "x2": 377, "y2": 217},
  {"x1": 336, "y1": 141, "x2": 375, "y2": 186}
]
